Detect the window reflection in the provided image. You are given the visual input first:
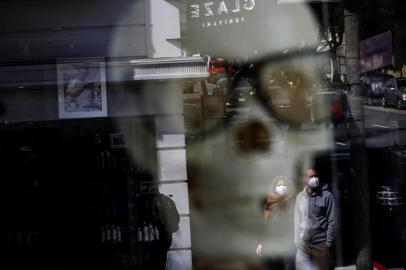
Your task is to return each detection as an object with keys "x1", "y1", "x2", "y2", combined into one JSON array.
[{"x1": 0, "y1": 1, "x2": 406, "y2": 270}]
